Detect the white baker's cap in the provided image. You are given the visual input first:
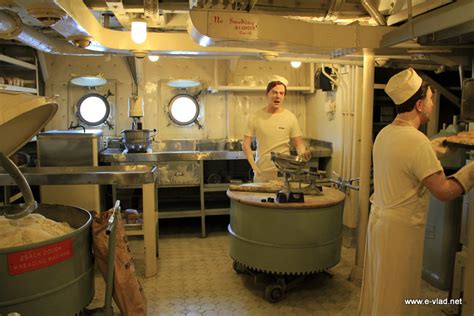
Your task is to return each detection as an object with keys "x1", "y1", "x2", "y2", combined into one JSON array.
[
  {"x1": 385, "y1": 68, "x2": 422, "y2": 105},
  {"x1": 267, "y1": 75, "x2": 288, "y2": 87}
]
